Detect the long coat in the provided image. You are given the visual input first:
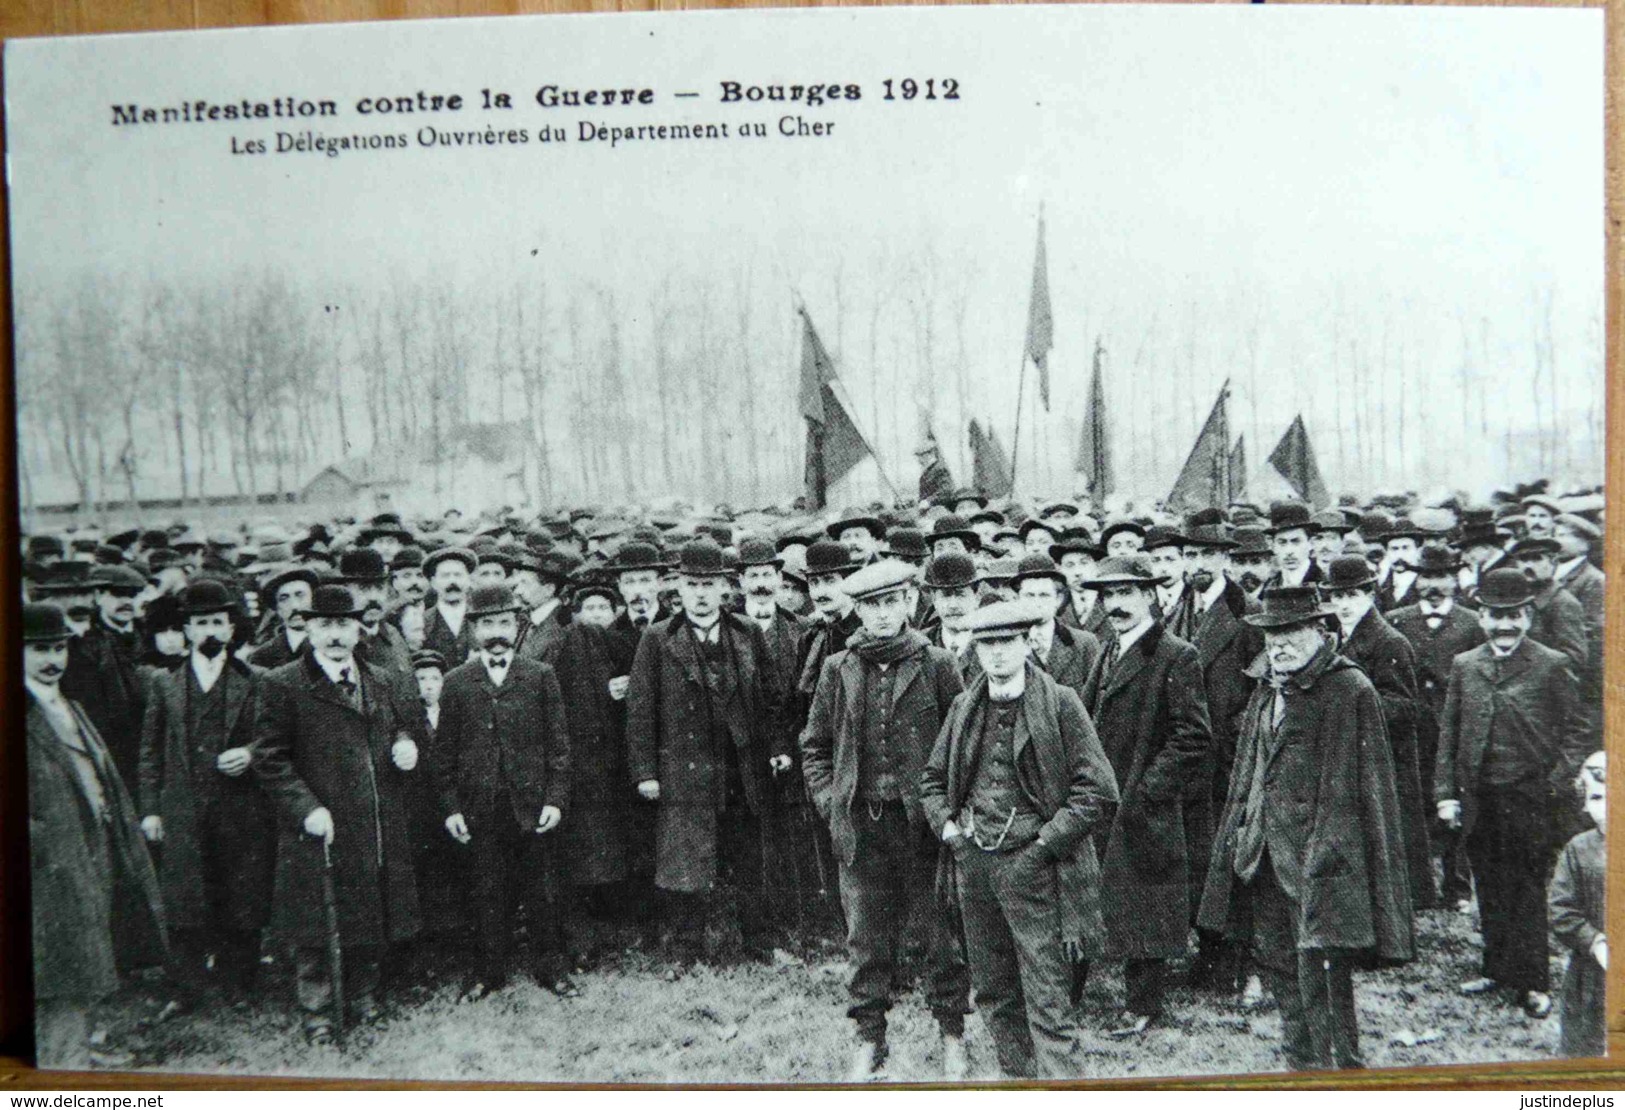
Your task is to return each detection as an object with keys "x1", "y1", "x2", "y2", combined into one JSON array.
[
  {"x1": 247, "y1": 627, "x2": 306, "y2": 671},
  {"x1": 541, "y1": 624, "x2": 633, "y2": 885},
  {"x1": 1388, "y1": 601, "x2": 1483, "y2": 804},
  {"x1": 137, "y1": 658, "x2": 275, "y2": 933},
  {"x1": 799, "y1": 631, "x2": 964, "y2": 866},
  {"x1": 1434, "y1": 637, "x2": 1585, "y2": 834},
  {"x1": 920, "y1": 663, "x2": 1120, "y2": 955},
  {"x1": 29, "y1": 696, "x2": 167, "y2": 1003},
  {"x1": 1037, "y1": 621, "x2": 1101, "y2": 702},
  {"x1": 1528, "y1": 581, "x2": 1589, "y2": 678},
  {"x1": 422, "y1": 605, "x2": 474, "y2": 670},
  {"x1": 1551, "y1": 827, "x2": 1607, "y2": 1057},
  {"x1": 1198, "y1": 646, "x2": 1415, "y2": 966},
  {"x1": 435, "y1": 655, "x2": 571, "y2": 830},
  {"x1": 626, "y1": 612, "x2": 790, "y2": 893},
  {"x1": 1340, "y1": 610, "x2": 1435, "y2": 909},
  {"x1": 253, "y1": 653, "x2": 425, "y2": 948},
  {"x1": 62, "y1": 623, "x2": 147, "y2": 793},
  {"x1": 357, "y1": 621, "x2": 415, "y2": 677},
  {"x1": 1081, "y1": 622, "x2": 1214, "y2": 958},
  {"x1": 517, "y1": 604, "x2": 571, "y2": 664}
]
